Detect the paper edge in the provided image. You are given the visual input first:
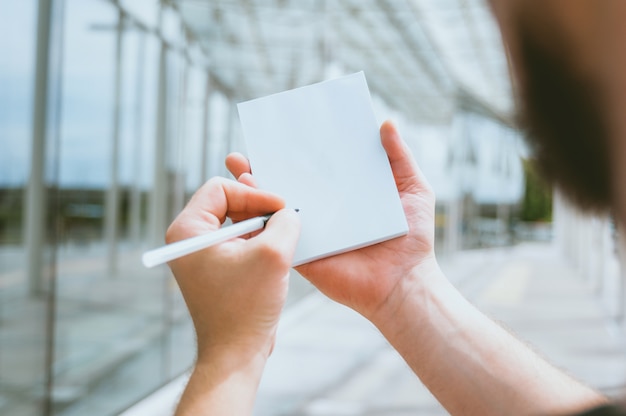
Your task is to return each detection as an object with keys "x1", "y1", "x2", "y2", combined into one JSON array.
[
  {"x1": 291, "y1": 227, "x2": 409, "y2": 267},
  {"x1": 237, "y1": 71, "x2": 365, "y2": 108}
]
